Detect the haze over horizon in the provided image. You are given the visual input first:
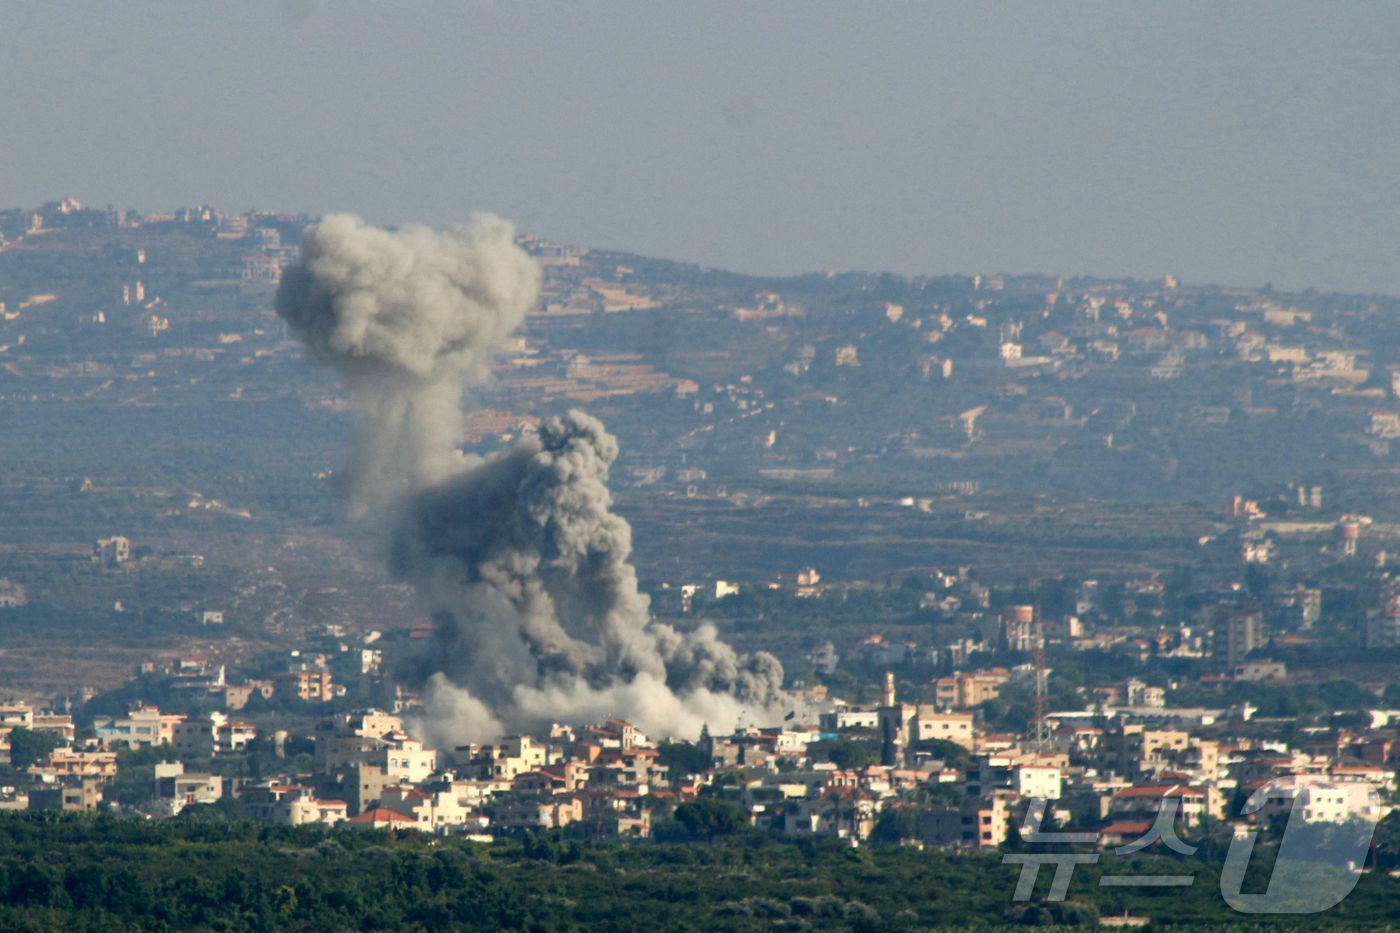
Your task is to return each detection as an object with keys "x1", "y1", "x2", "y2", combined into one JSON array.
[{"x1": 3, "y1": 2, "x2": 1398, "y2": 295}]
